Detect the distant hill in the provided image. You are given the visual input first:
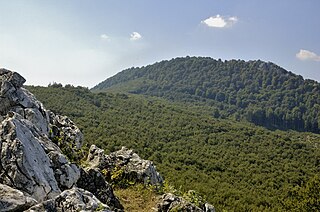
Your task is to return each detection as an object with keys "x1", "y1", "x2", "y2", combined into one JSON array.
[
  {"x1": 27, "y1": 84, "x2": 320, "y2": 211},
  {"x1": 92, "y1": 57, "x2": 320, "y2": 133}
]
